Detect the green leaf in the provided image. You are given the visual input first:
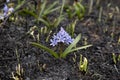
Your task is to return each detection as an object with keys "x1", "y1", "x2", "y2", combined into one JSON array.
[
  {"x1": 70, "y1": 45, "x2": 92, "y2": 52},
  {"x1": 61, "y1": 34, "x2": 81, "y2": 58},
  {"x1": 43, "y1": 1, "x2": 60, "y2": 16},
  {"x1": 79, "y1": 55, "x2": 88, "y2": 72},
  {"x1": 46, "y1": 1, "x2": 58, "y2": 12},
  {"x1": 76, "y1": 2, "x2": 85, "y2": 13},
  {"x1": 38, "y1": 15, "x2": 64, "y2": 30},
  {"x1": 118, "y1": 54, "x2": 120, "y2": 62},
  {"x1": 60, "y1": 0, "x2": 65, "y2": 15},
  {"x1": 83, "y1": 57, "x2": 88, "y2": 72},
  {"x1": 38, "y1": 18, "x2": 50, "y2": 27},
  {"x1": 61, "y1": 34, "x2": 92, "y2": 58},
  {"x1": 44, "y1": 6, "x2": 61, "y2": 16},
  {"x1": 53, "y1": 15, "x2": 65, "y2": 28},
  {"x1": 112, "y1": 53, "x2": 117, "y2": 64},
  {"x1": 15, "y1": 0, "x2": 26, "y2": 10},
  {"x1": 38, "y1": 1, "x2": 60, "y2": 18},
  {"x1": 30, "y1": 42, "x2": 59, "y2": 58},
  {"x1": 19, "y1": 9, "x2": 38, "y2": 19},
  {"x1": 74, "y1": 2, "x2": 85, "y2": 19},
  {"x1": 39, "y1": 0, "x2": 47, "y2": 18}
]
